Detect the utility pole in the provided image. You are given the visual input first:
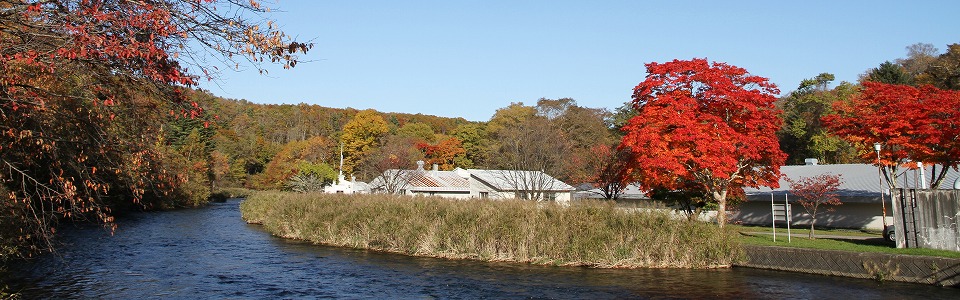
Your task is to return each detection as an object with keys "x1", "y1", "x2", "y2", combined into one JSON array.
[{"x1": 874, "y1": 142, "x2": 888, "y2": 228}]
